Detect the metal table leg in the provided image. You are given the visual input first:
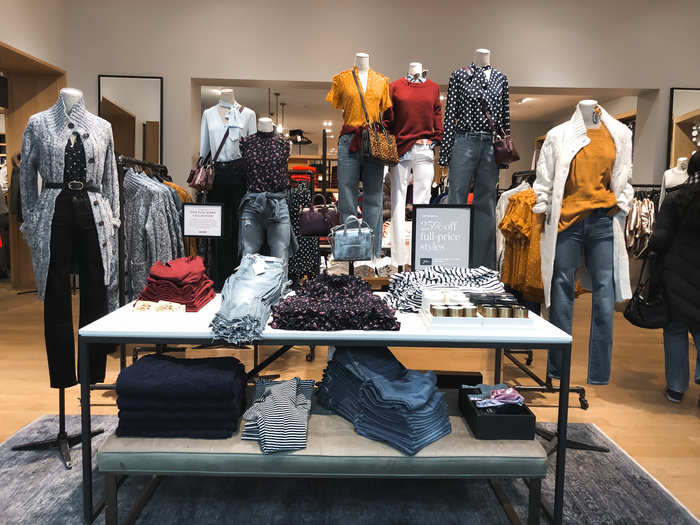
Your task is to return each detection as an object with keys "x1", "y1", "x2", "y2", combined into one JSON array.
[
  {"x1": 494, "y1": 347, "x2": 503, "y2": 384},
  {"x1": 552, "y1": 343, "x2": 571, "y2": 524},
  {"x1": 79, "y1": 336, "x2": 94, "y2": 523}
]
